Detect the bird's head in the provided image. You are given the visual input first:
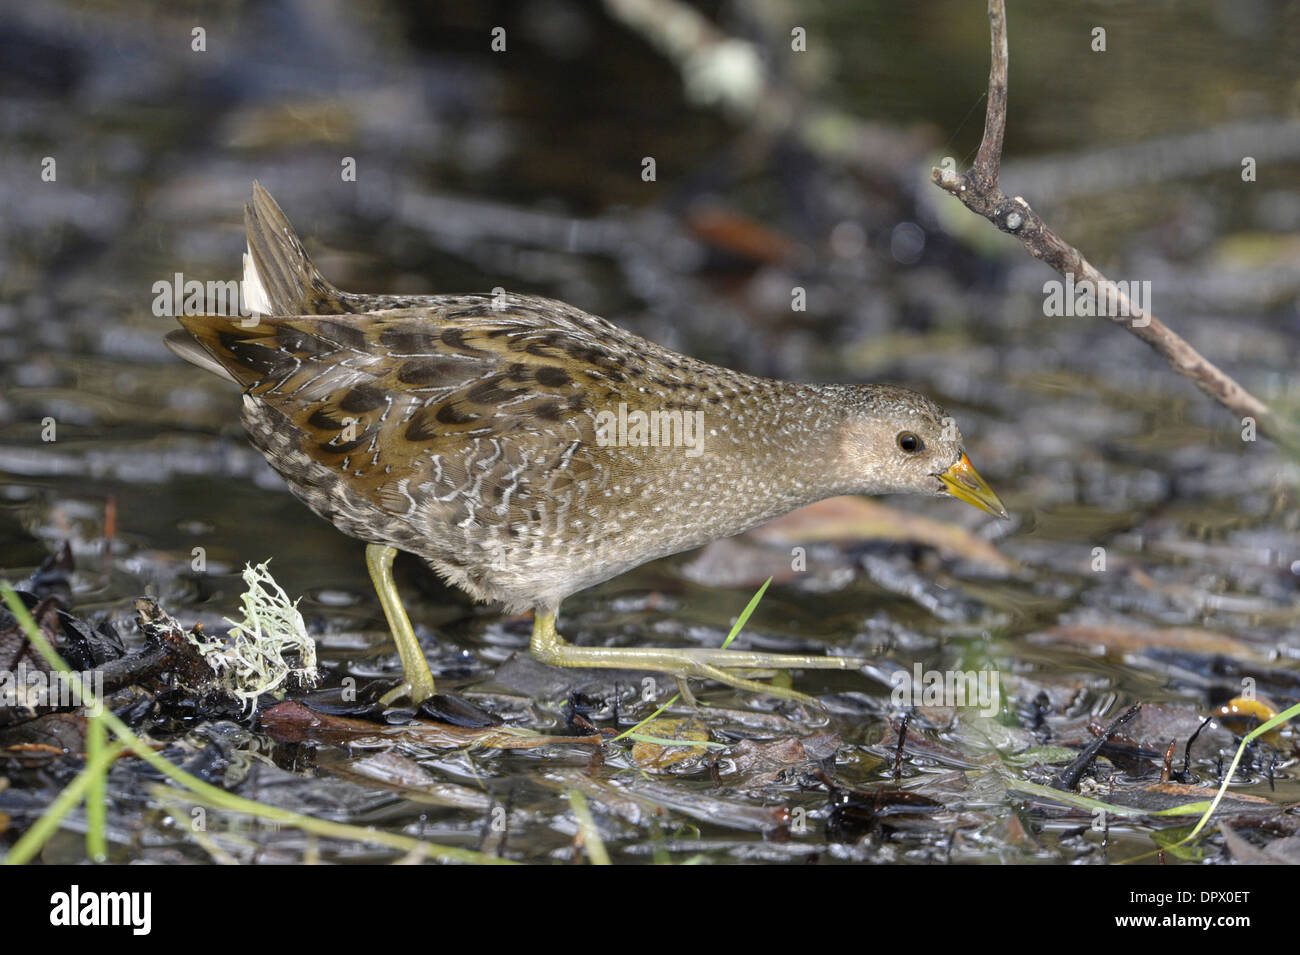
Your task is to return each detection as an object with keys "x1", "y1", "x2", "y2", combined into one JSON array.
[{"x1": 836, "y1": 384, "x2": 1008, "y2": 518}]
